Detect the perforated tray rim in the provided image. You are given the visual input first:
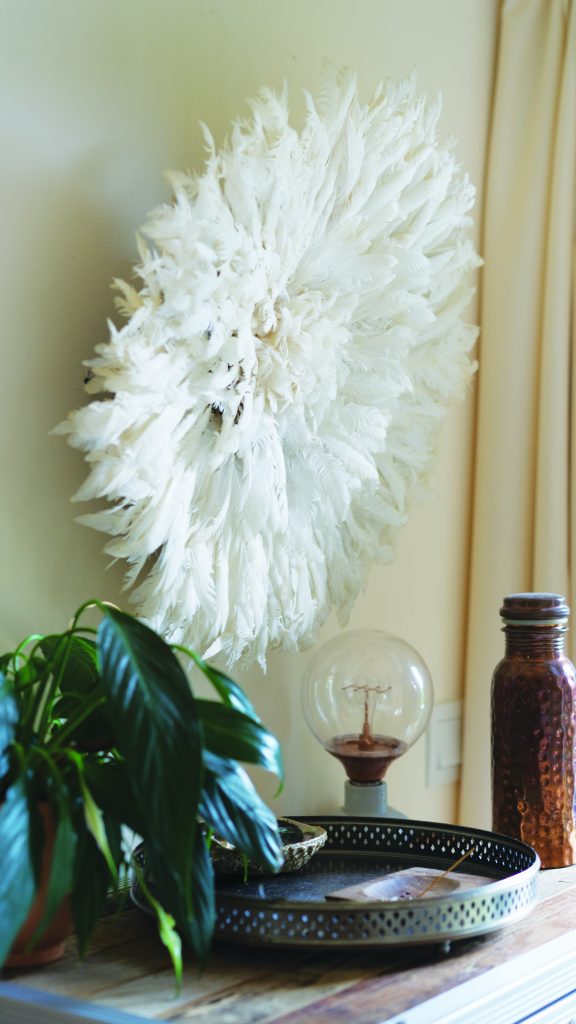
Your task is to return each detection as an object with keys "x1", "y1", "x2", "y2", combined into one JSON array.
[{"x1": 210, "y1": 816, "x2": 540, "y2": 948}]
